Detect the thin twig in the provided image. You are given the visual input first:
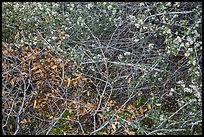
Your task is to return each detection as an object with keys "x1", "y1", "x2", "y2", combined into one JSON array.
[
  {"x1": 144, "y1": 11, "x2": 193, "y2": 22},
  {"x1": 156, "y1": 100, "x2": 194, "y2": 129}
]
